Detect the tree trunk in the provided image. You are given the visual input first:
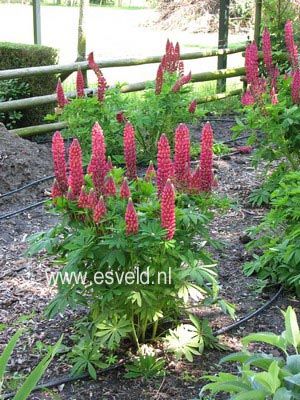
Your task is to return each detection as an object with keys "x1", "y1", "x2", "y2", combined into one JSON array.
[{"x1": 77, "y1": 0, "x2": 89, "y2": 86}]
